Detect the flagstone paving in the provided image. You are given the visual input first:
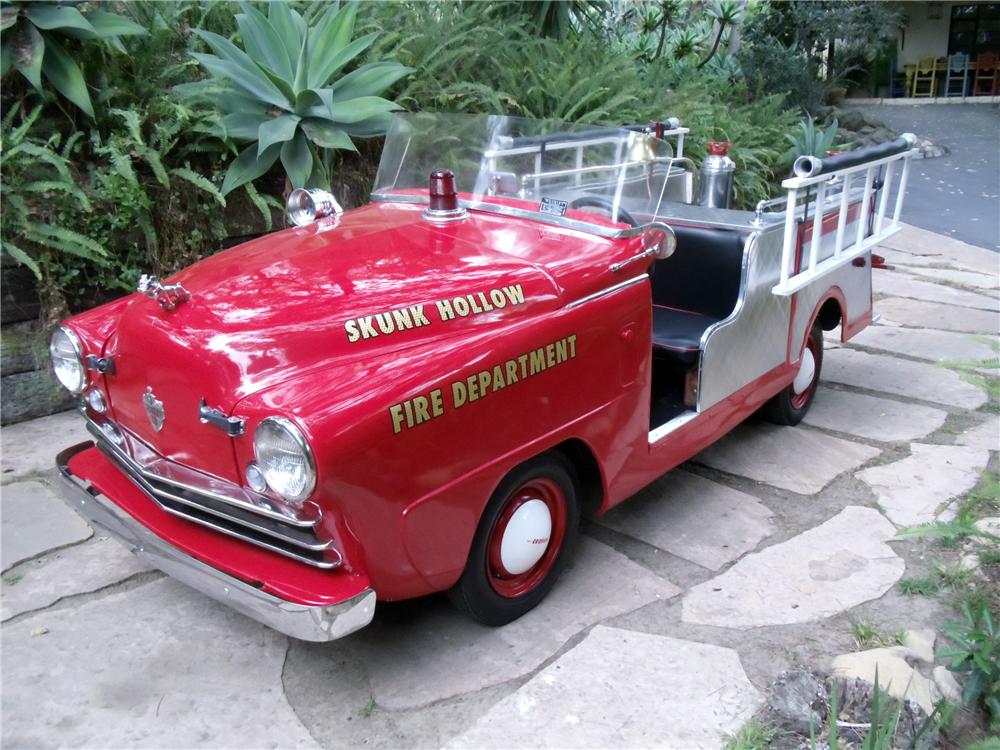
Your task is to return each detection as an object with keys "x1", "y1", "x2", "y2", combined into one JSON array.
[
  {"x1": 855, "y1": 444, "x2": 991, "y2": 527},
  {"x1": 954, "y1": 415, "x2": 1000, "y2": 451},
  {"x1": 875, "y1": 296, "x2": 1000, "y2": 334},
  {"x1": 0, "y1": 410, "x2": 90, "y2": 483},
  {"x1": 446, "y1": 626, "x2": 762, "y2": 750},
  {"x1": 2, "y1": 535, "x2": 154, "y2": 621},
  {"x1": 682, "y1": 507, "x2": 905, "y2": 629},
  {"x1": 879, "y1": 222, "x2": 999, "y2": 276},
  {"x1": 597, "y1": 470, "x2": 775, "y2": 570},
  {"x1": 823, "y1": 347, "x2": 988, "y2": 409},
  {"x1": 358, "y1": 536, "x2": 679, "y2": 710},
  {"x1": 872, "y1": 271, "x2": 999, "y2": 312},
  {"x1": 1, "y1": 578, "x2": 320, "y2": 750},
  {"x1": 803, "y1": 387, "x2": 948, "y2": 442},
  {"x1": 1, "y1": 223, "x2": 996, "y2": 749},
  {"x1": 694, "y1": 423, "x2": 881, "y2": 494},
  {"x1": 1, "y1": 480, "x2": 92, "y2": 570},
  {"x1": 851, "y1": 325, "x2": 999, "y2": 364},
  {"x1": 893, "y1": 265, "x2": 999, "y2": 290}
]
